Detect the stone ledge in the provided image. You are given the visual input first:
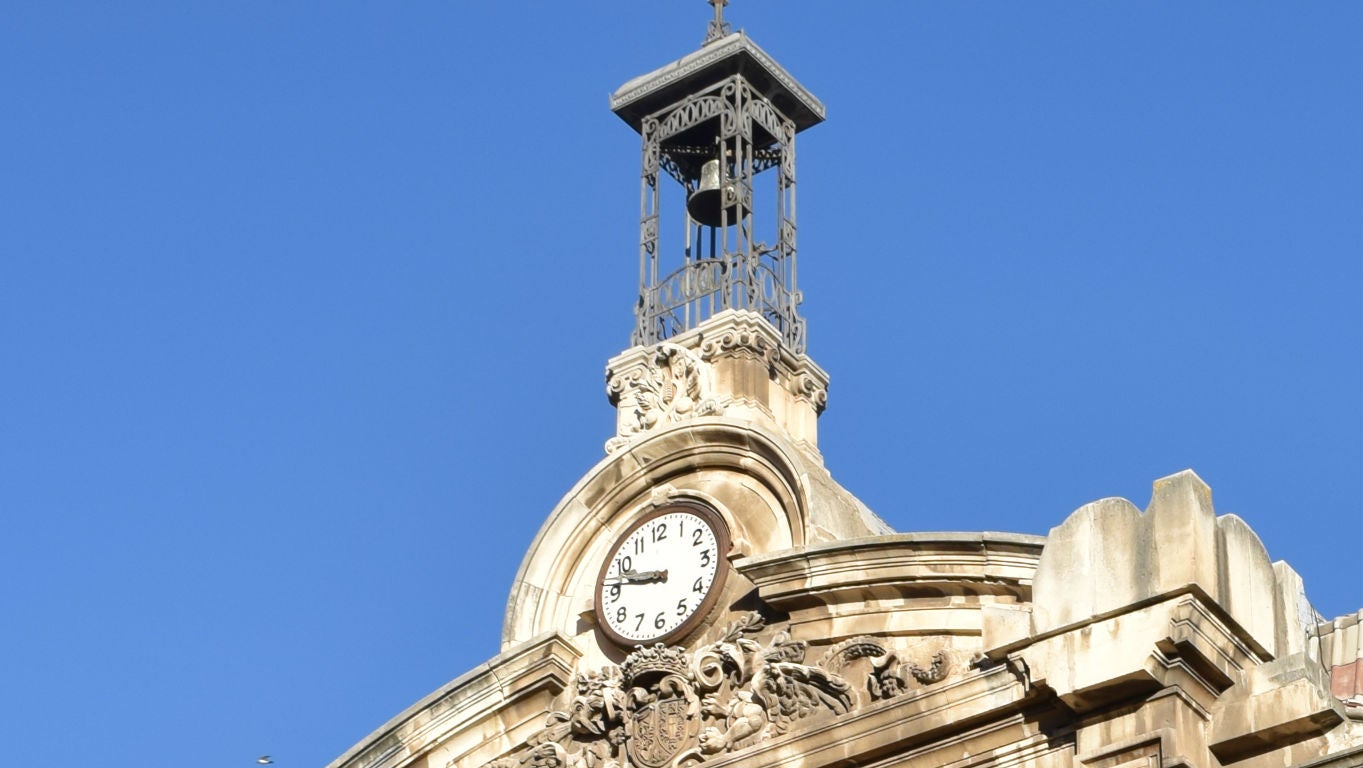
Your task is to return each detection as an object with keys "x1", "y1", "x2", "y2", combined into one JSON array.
[
  {"x1": 328, "y1": 633, "x2": 581, "y2": 768},
  {"x1": 740, "y1": 532, "x2": 1045, "y2": 601},
  {"x1": 1209, "y1": 652, "x2": 1345, "y2": 764},
  {"x1": 1007, "y1": 594, "x2": 1266, "y2": 714}
]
